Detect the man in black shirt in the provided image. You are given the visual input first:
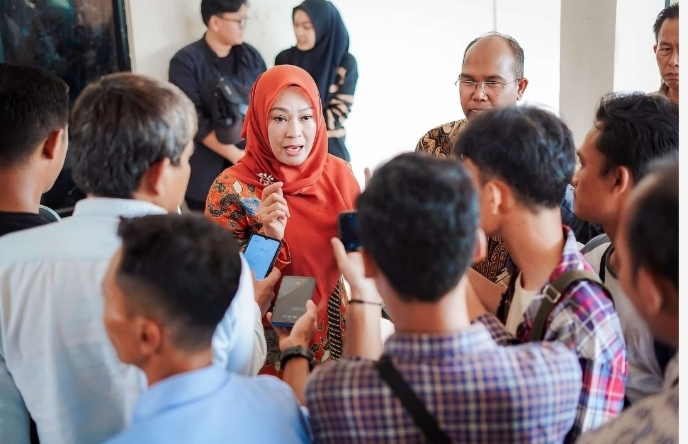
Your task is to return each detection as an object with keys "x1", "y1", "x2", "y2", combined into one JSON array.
[
  {"x1": 169, "y1": 0, "x2": 267, "y2": 211},
  {"x1": 0, "y1": 63, "x2": 69, "y2": 237}
]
